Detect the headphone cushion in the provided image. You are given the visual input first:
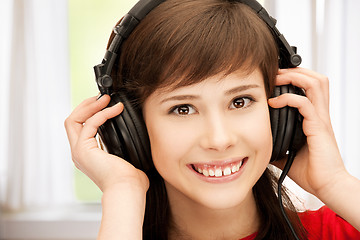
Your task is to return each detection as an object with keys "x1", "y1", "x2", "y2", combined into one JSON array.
[
  {"x1": 270, "y1": 85, "x2": 306, "y2": 162},
  {"x1": 98, "y1": 92, "x2": 153, "y2": 172}
]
